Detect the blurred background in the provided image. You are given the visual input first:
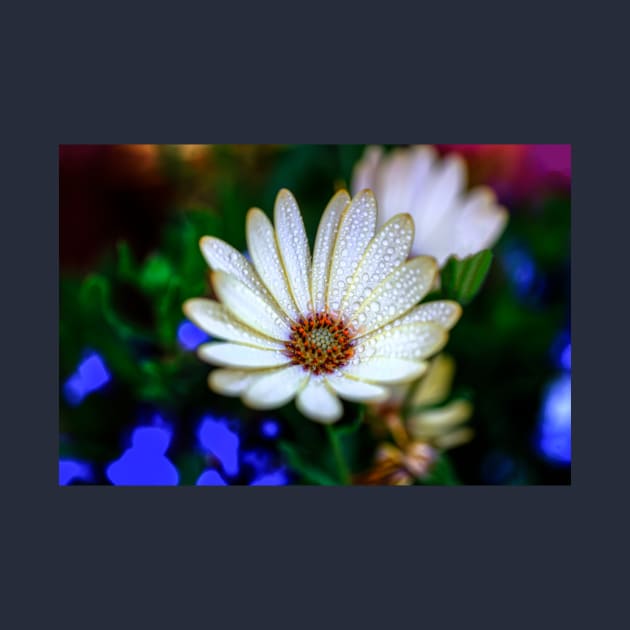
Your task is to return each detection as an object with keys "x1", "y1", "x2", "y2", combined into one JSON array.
[{"x1": 59, "y1": 144, "x2": 571, "y2": 485}]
